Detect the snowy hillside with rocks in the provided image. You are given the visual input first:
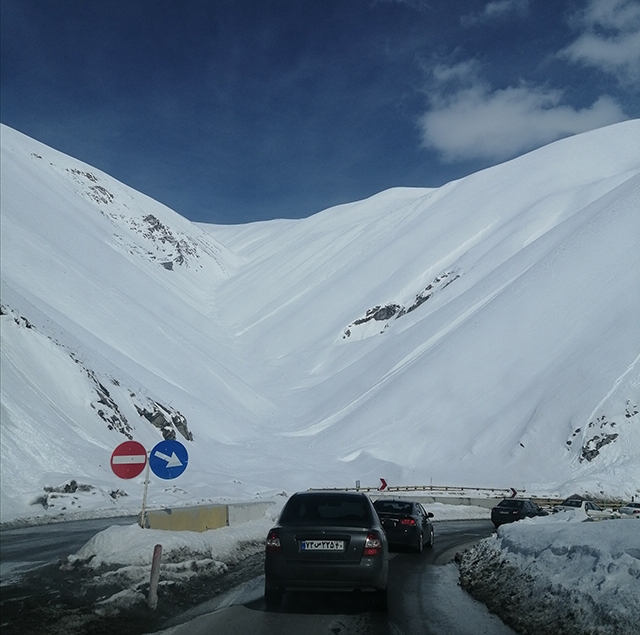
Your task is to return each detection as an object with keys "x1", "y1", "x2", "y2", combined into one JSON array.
[{"x1": 1, "y1": 121, "x2": 639, "y2": 524}]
